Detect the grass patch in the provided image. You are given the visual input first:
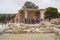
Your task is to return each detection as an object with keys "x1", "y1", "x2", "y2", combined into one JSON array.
[{"x1": 55, "y1": 35, "x2": 60, "y2": 40}]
